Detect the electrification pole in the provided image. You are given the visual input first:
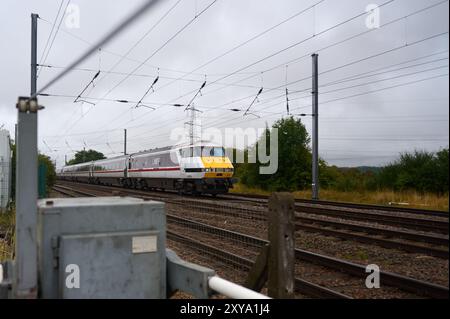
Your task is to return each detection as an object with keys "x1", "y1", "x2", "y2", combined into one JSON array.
[
  {"x1": 311, "y1": 53, "x2": 319, "y2": 200},
  {"x1": 124, "y1": 129, "x2": 127, "y2": 155},
  {"x1": 14, "y1": 13, "x2": 39, "y2": 298}
]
